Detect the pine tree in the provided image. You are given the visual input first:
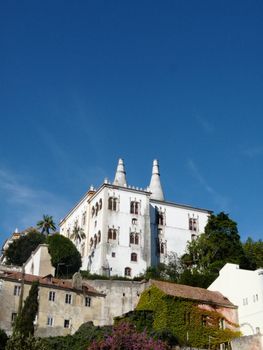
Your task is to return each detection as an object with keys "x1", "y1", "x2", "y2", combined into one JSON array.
[{"x1": 14, "y1": 281, "x2": 39, "y2": 337}]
